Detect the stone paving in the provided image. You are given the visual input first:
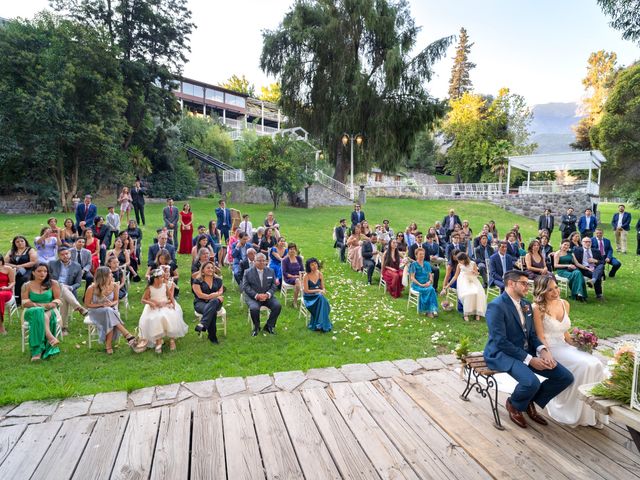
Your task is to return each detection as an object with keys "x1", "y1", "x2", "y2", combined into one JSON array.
[{"x1": 0, "y1": 356, "x2": 458, "y2": 425}]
